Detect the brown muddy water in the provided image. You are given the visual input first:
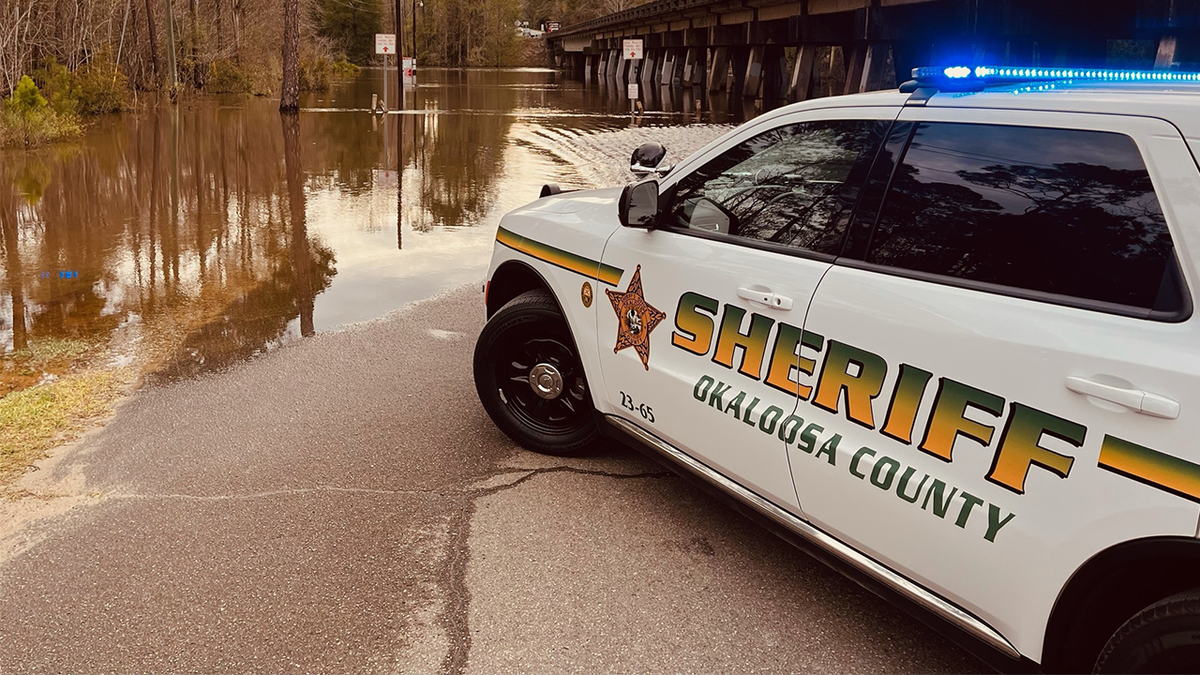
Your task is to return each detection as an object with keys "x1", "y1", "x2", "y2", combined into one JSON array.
[{"x1": 0, "y1": 68, "x2": 761, "y2": 392}]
